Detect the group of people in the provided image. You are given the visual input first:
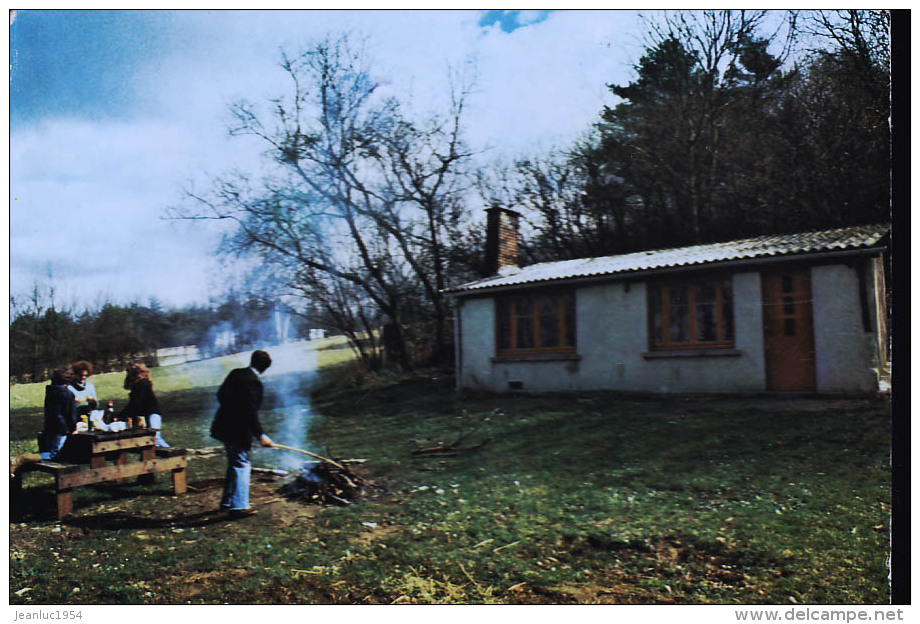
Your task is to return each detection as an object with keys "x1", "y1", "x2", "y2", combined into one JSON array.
[
  {"x1": 37, "y1": 360, "x2": 171, "y2": 462},
  {"x1": 15, "y1": 350, "x2": 277, "y2": 519}
]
